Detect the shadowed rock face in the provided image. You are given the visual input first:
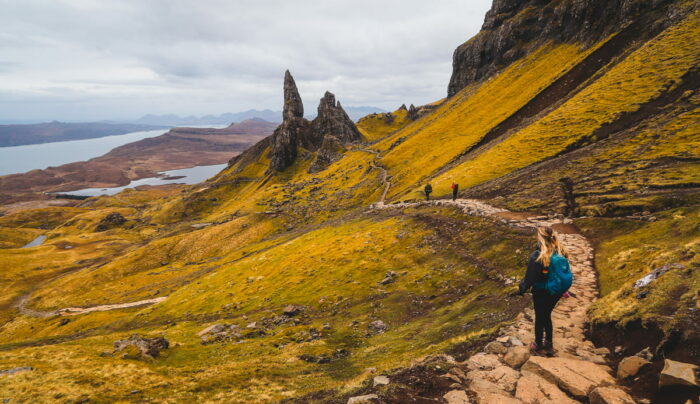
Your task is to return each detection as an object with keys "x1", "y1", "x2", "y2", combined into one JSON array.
[
  {"x1": 447, "y1": 0, "x2": 675, "y2": 97},
  {"x1": 267, "y1": 72, "x2": 361, "y2": 173}
]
